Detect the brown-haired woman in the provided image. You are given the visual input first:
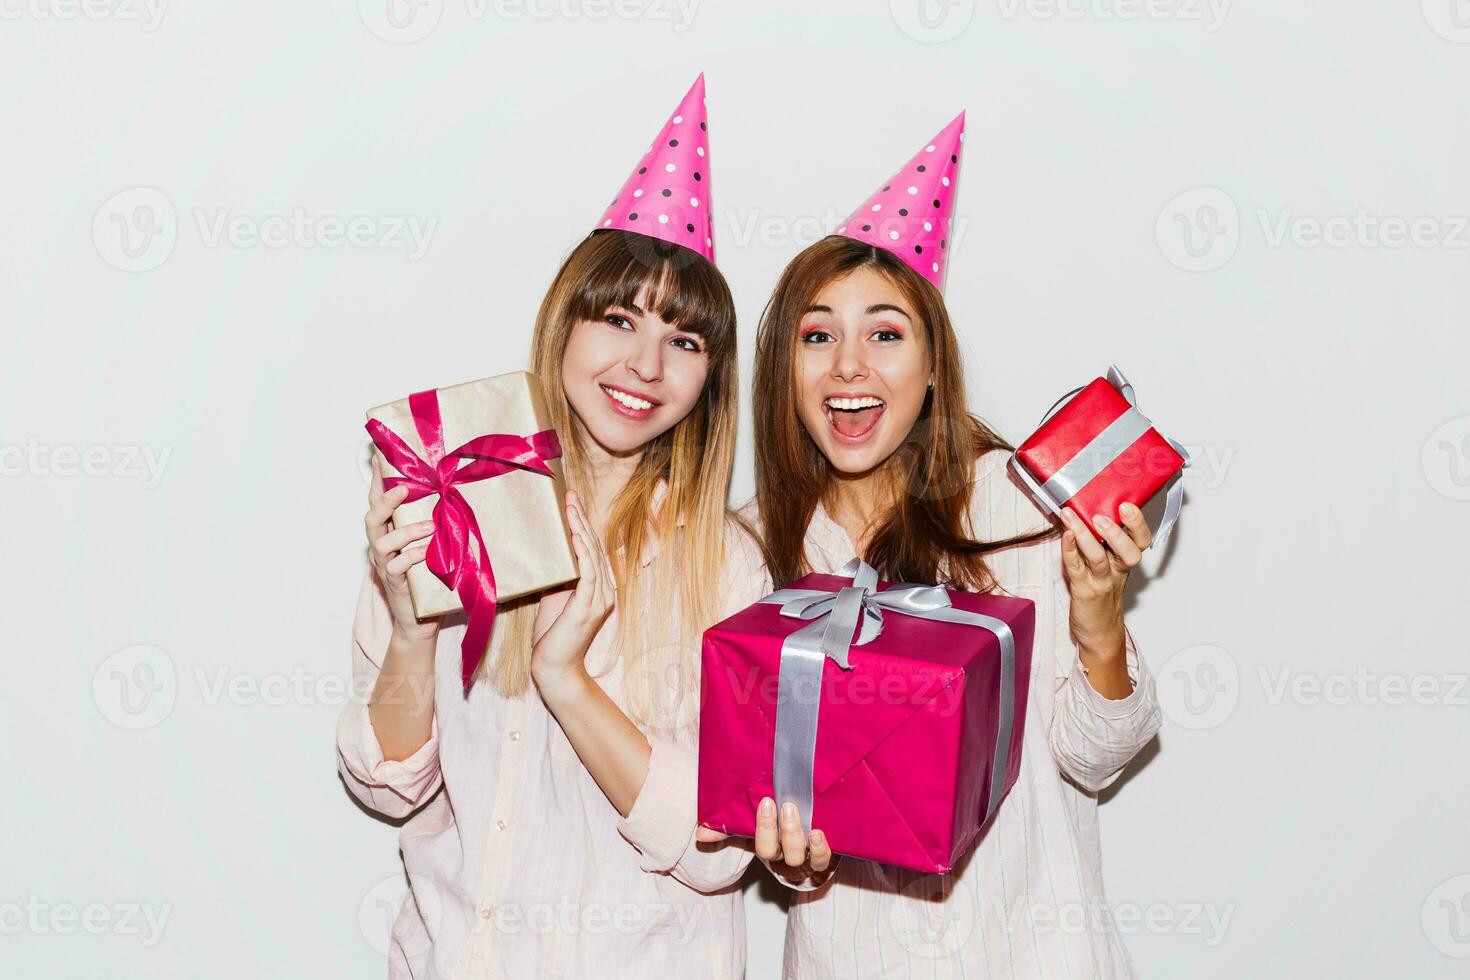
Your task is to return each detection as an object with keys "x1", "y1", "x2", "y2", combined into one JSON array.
[
  {"x1": 337, "y1": 78, "x2": 768, "y2": 979},
  {"x1": 711, "y1": 117, "x2": 1164, "y2": 977}
]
